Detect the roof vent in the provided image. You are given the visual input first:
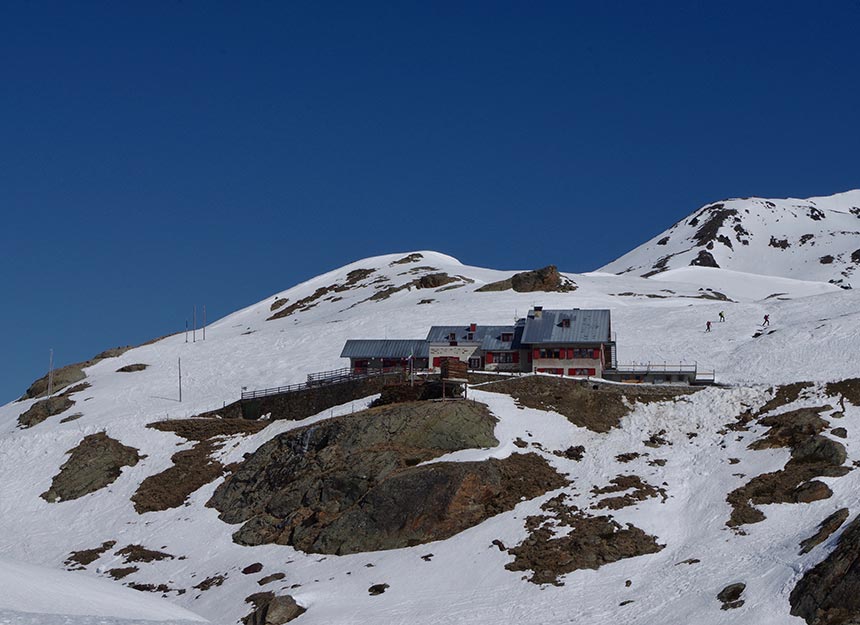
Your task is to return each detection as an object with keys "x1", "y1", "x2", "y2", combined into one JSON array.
[
  {"x1": 561, "y1": 318, "x2": 571, "y2": 328},
  {"x1": 533, "y1": 306, "x2": 543, "y2": 319}
]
